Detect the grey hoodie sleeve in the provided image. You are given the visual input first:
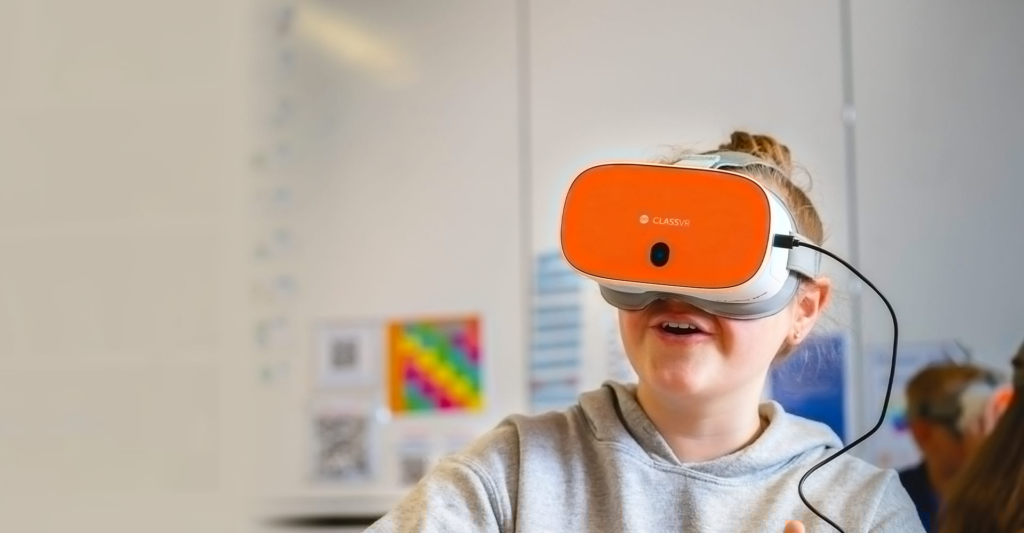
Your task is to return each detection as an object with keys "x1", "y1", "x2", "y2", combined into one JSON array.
[
  {"x1": 364, "y1": 456, "x2": 505, "y2": 533},
  {"x1": 366, "y1": 418, "x2": 528, "y2": 533},
  {"x1": 868, "y1": 475, "x2": 927, "y2": 533}
]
